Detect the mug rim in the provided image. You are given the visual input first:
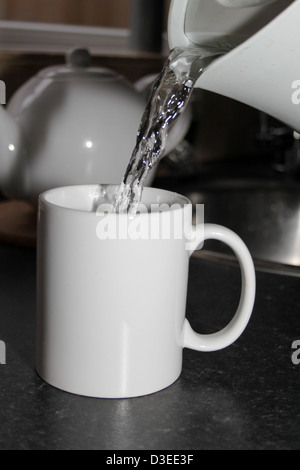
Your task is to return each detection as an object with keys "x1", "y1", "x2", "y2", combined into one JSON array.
[{"x1": 39, "y1": 184, "x2": 192, "y2": 216}]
